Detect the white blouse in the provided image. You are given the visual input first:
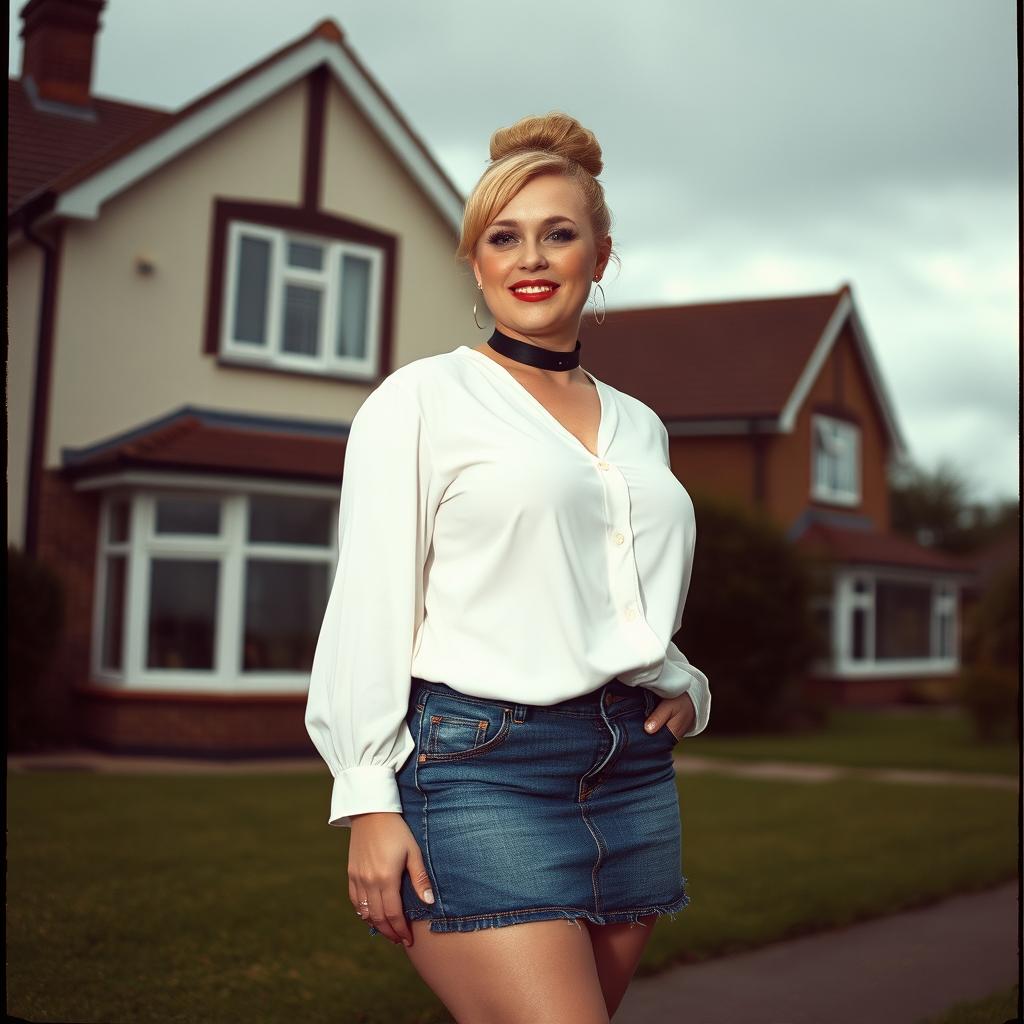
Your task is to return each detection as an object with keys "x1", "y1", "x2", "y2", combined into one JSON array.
[{"x1": 305, "y1": 343, "x2": 711, "y2": 828}]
